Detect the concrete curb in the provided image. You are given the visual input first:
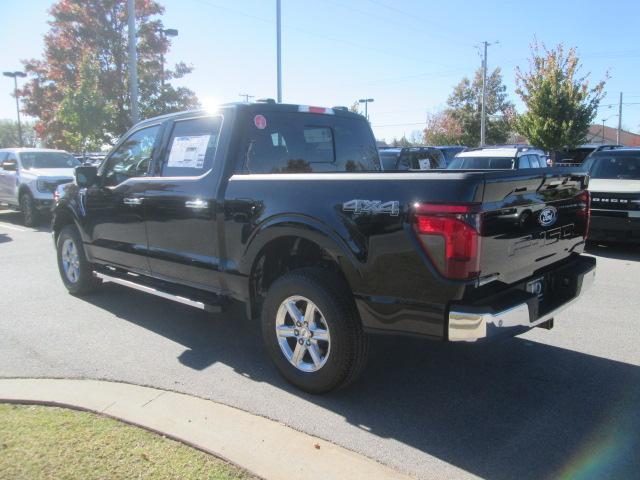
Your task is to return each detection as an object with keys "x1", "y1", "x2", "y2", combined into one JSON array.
[{"x1": 0, "y1": 378, "x2": 413, "y2": 480}]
